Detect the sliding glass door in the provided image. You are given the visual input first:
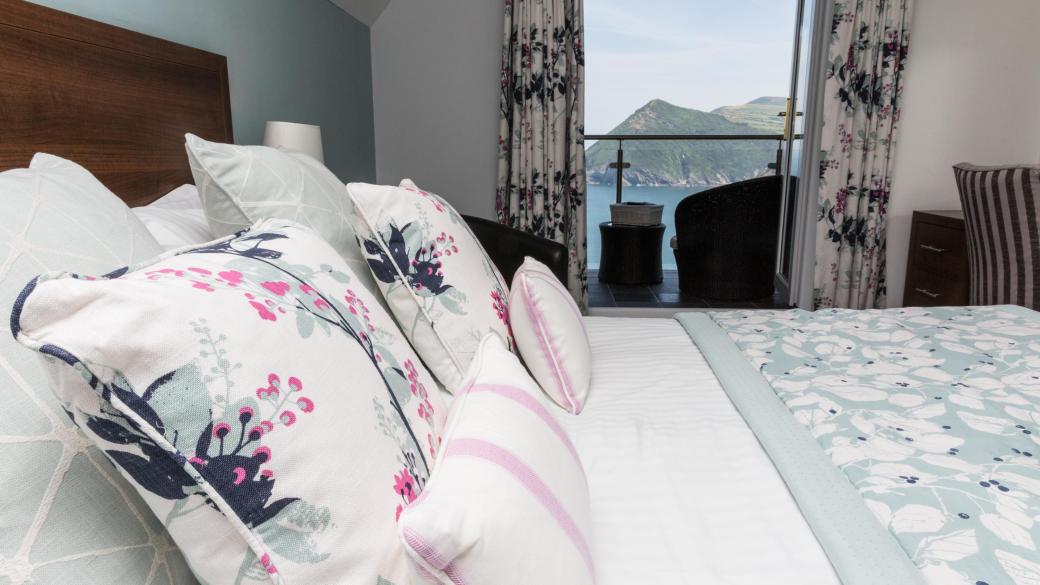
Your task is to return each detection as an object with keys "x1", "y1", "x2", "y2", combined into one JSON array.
[{"x1": 774, "y1": 0, "x2": 814, "y2": 306}]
